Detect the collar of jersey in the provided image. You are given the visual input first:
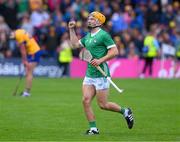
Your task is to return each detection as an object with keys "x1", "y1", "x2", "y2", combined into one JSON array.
[{"x1": 90, "y1": 28, "x2": 101, "y2": 37}]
